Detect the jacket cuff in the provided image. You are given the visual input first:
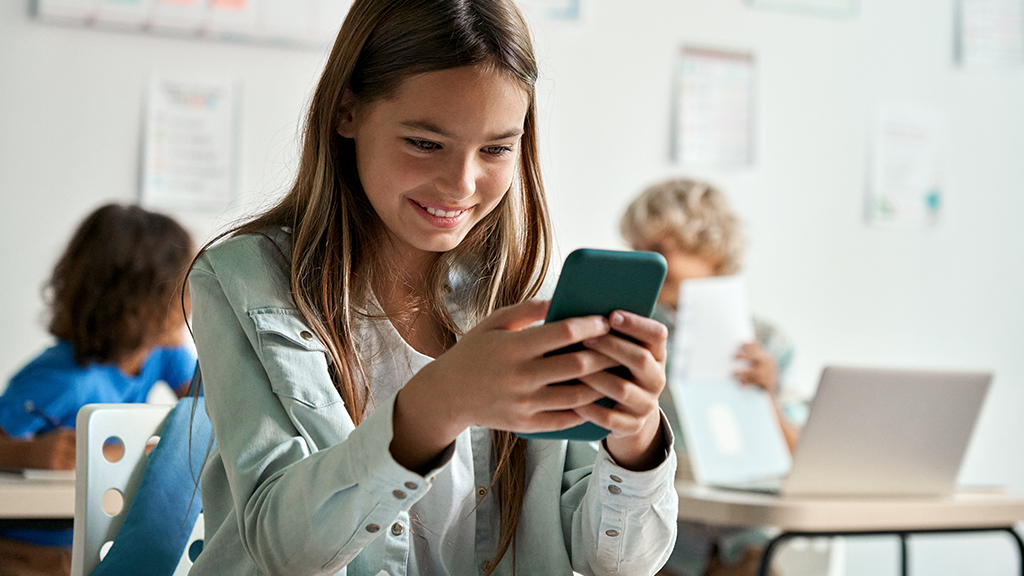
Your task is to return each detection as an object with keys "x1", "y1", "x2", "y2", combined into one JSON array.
[
  {"x1": 338, "y1": 392, "x2": 456, "y2": 509},
  {"x1": 595, "y1": 409, "x2": 677, "y2": 502}
]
